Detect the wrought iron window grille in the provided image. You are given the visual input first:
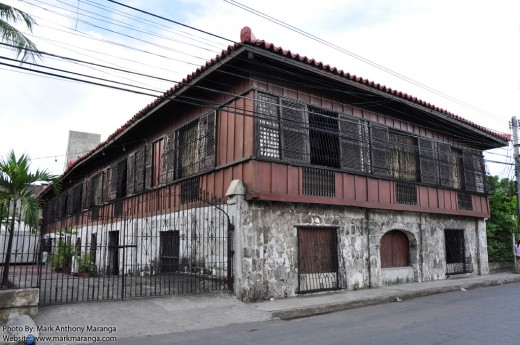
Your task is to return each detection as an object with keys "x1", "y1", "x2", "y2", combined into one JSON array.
[{"x1": 302, "y1": 167, "x2": 335, "y2": 197}]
